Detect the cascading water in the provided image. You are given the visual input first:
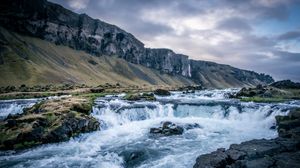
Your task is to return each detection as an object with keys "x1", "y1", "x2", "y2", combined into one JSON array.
[
  {"x1": 0, "y1": 99, "x2": 38, "y2": 120},
  {"x1": 0, "y1": 95, "x2": 72, "y2": 120},
  {"x1": 0, "y1": 89, "x2": 299, "y2": 168}
]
